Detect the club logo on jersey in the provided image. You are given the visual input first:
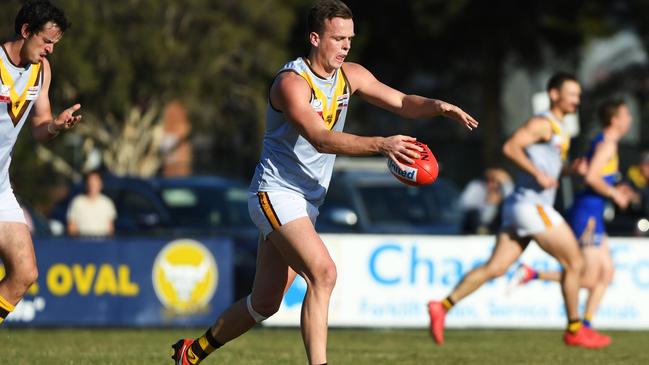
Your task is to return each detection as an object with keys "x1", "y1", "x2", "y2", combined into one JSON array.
[
  {"x1": 311, "y1": 98, "x2": 323, "y2": 113},
  {"x1": 152, "y1": 239, "x2": 218, "y2": 314},
  {"x1": 0, "y1": 84, "x2": 10, "y2": 103}
]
